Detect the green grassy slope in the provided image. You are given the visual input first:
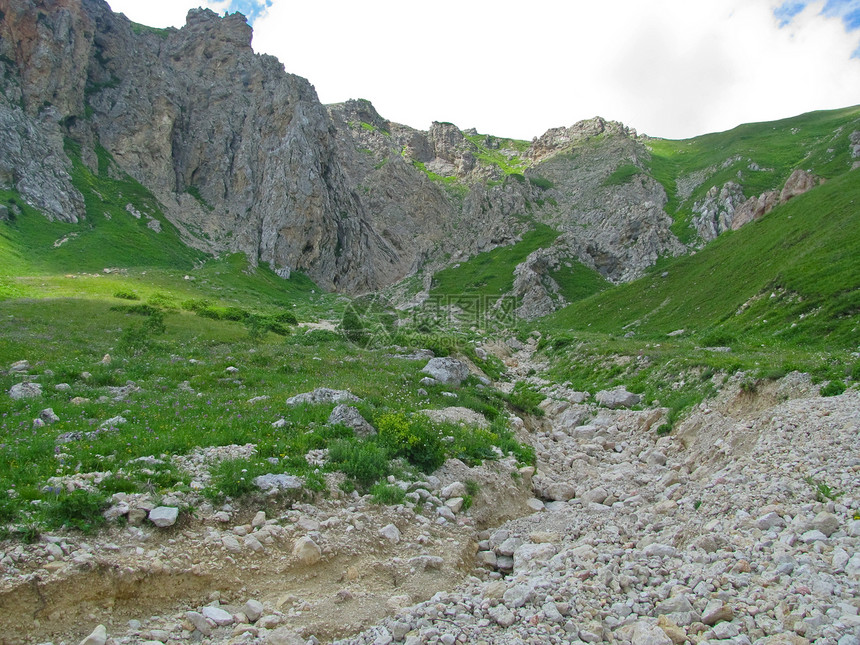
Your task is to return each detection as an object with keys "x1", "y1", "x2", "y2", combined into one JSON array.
[
  {"x1": 646, "y1": 105, "x2": 860, "y2": 242},
  {"x1": 545, "y1": 169, "x2": 860, "y2": 349}
]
